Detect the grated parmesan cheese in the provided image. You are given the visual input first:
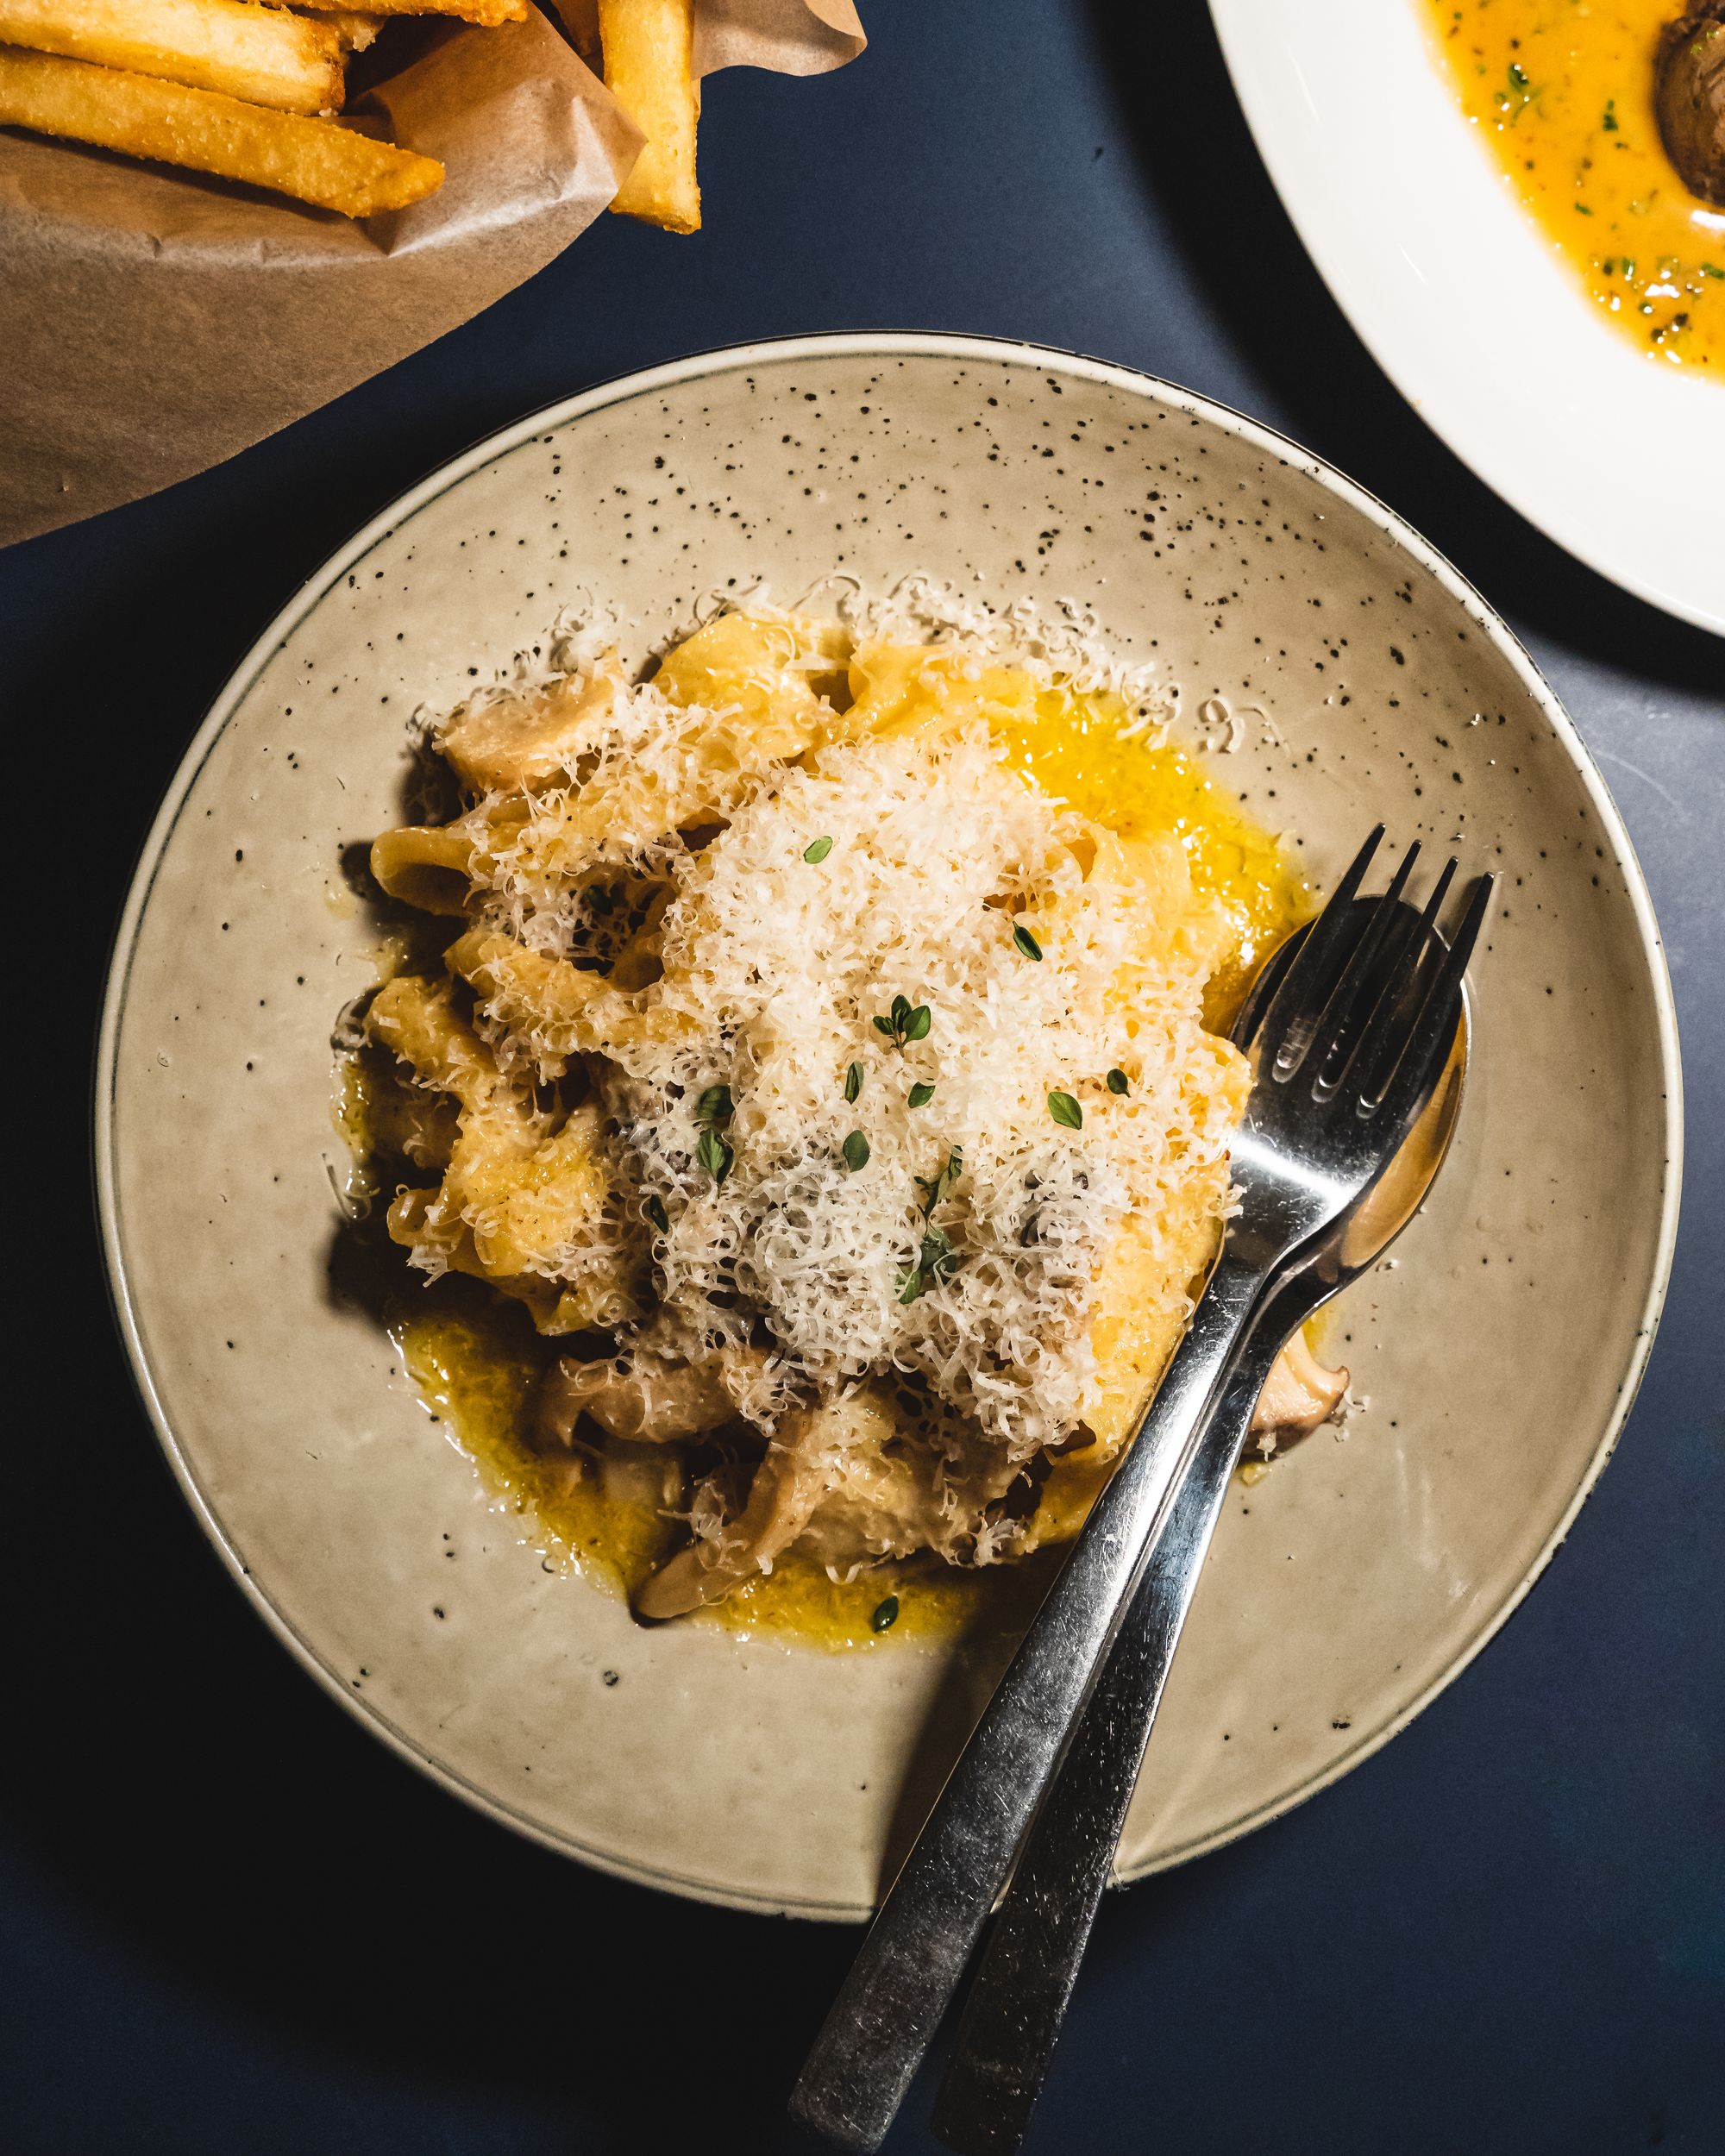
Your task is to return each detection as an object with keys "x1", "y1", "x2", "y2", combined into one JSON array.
[{"x1": 369, "y1": 607, "x2": 1260, "y2": 1596}]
